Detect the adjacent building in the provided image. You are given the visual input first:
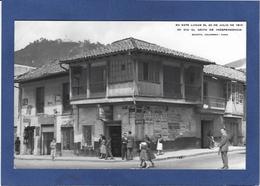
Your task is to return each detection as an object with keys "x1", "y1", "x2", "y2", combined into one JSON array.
[
  {"x1": 14, "y1": 64, "x2": 36, "y2": 141},
  {"x1": 15, "y1": 38, "x2": 246, "y2": 157}
]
